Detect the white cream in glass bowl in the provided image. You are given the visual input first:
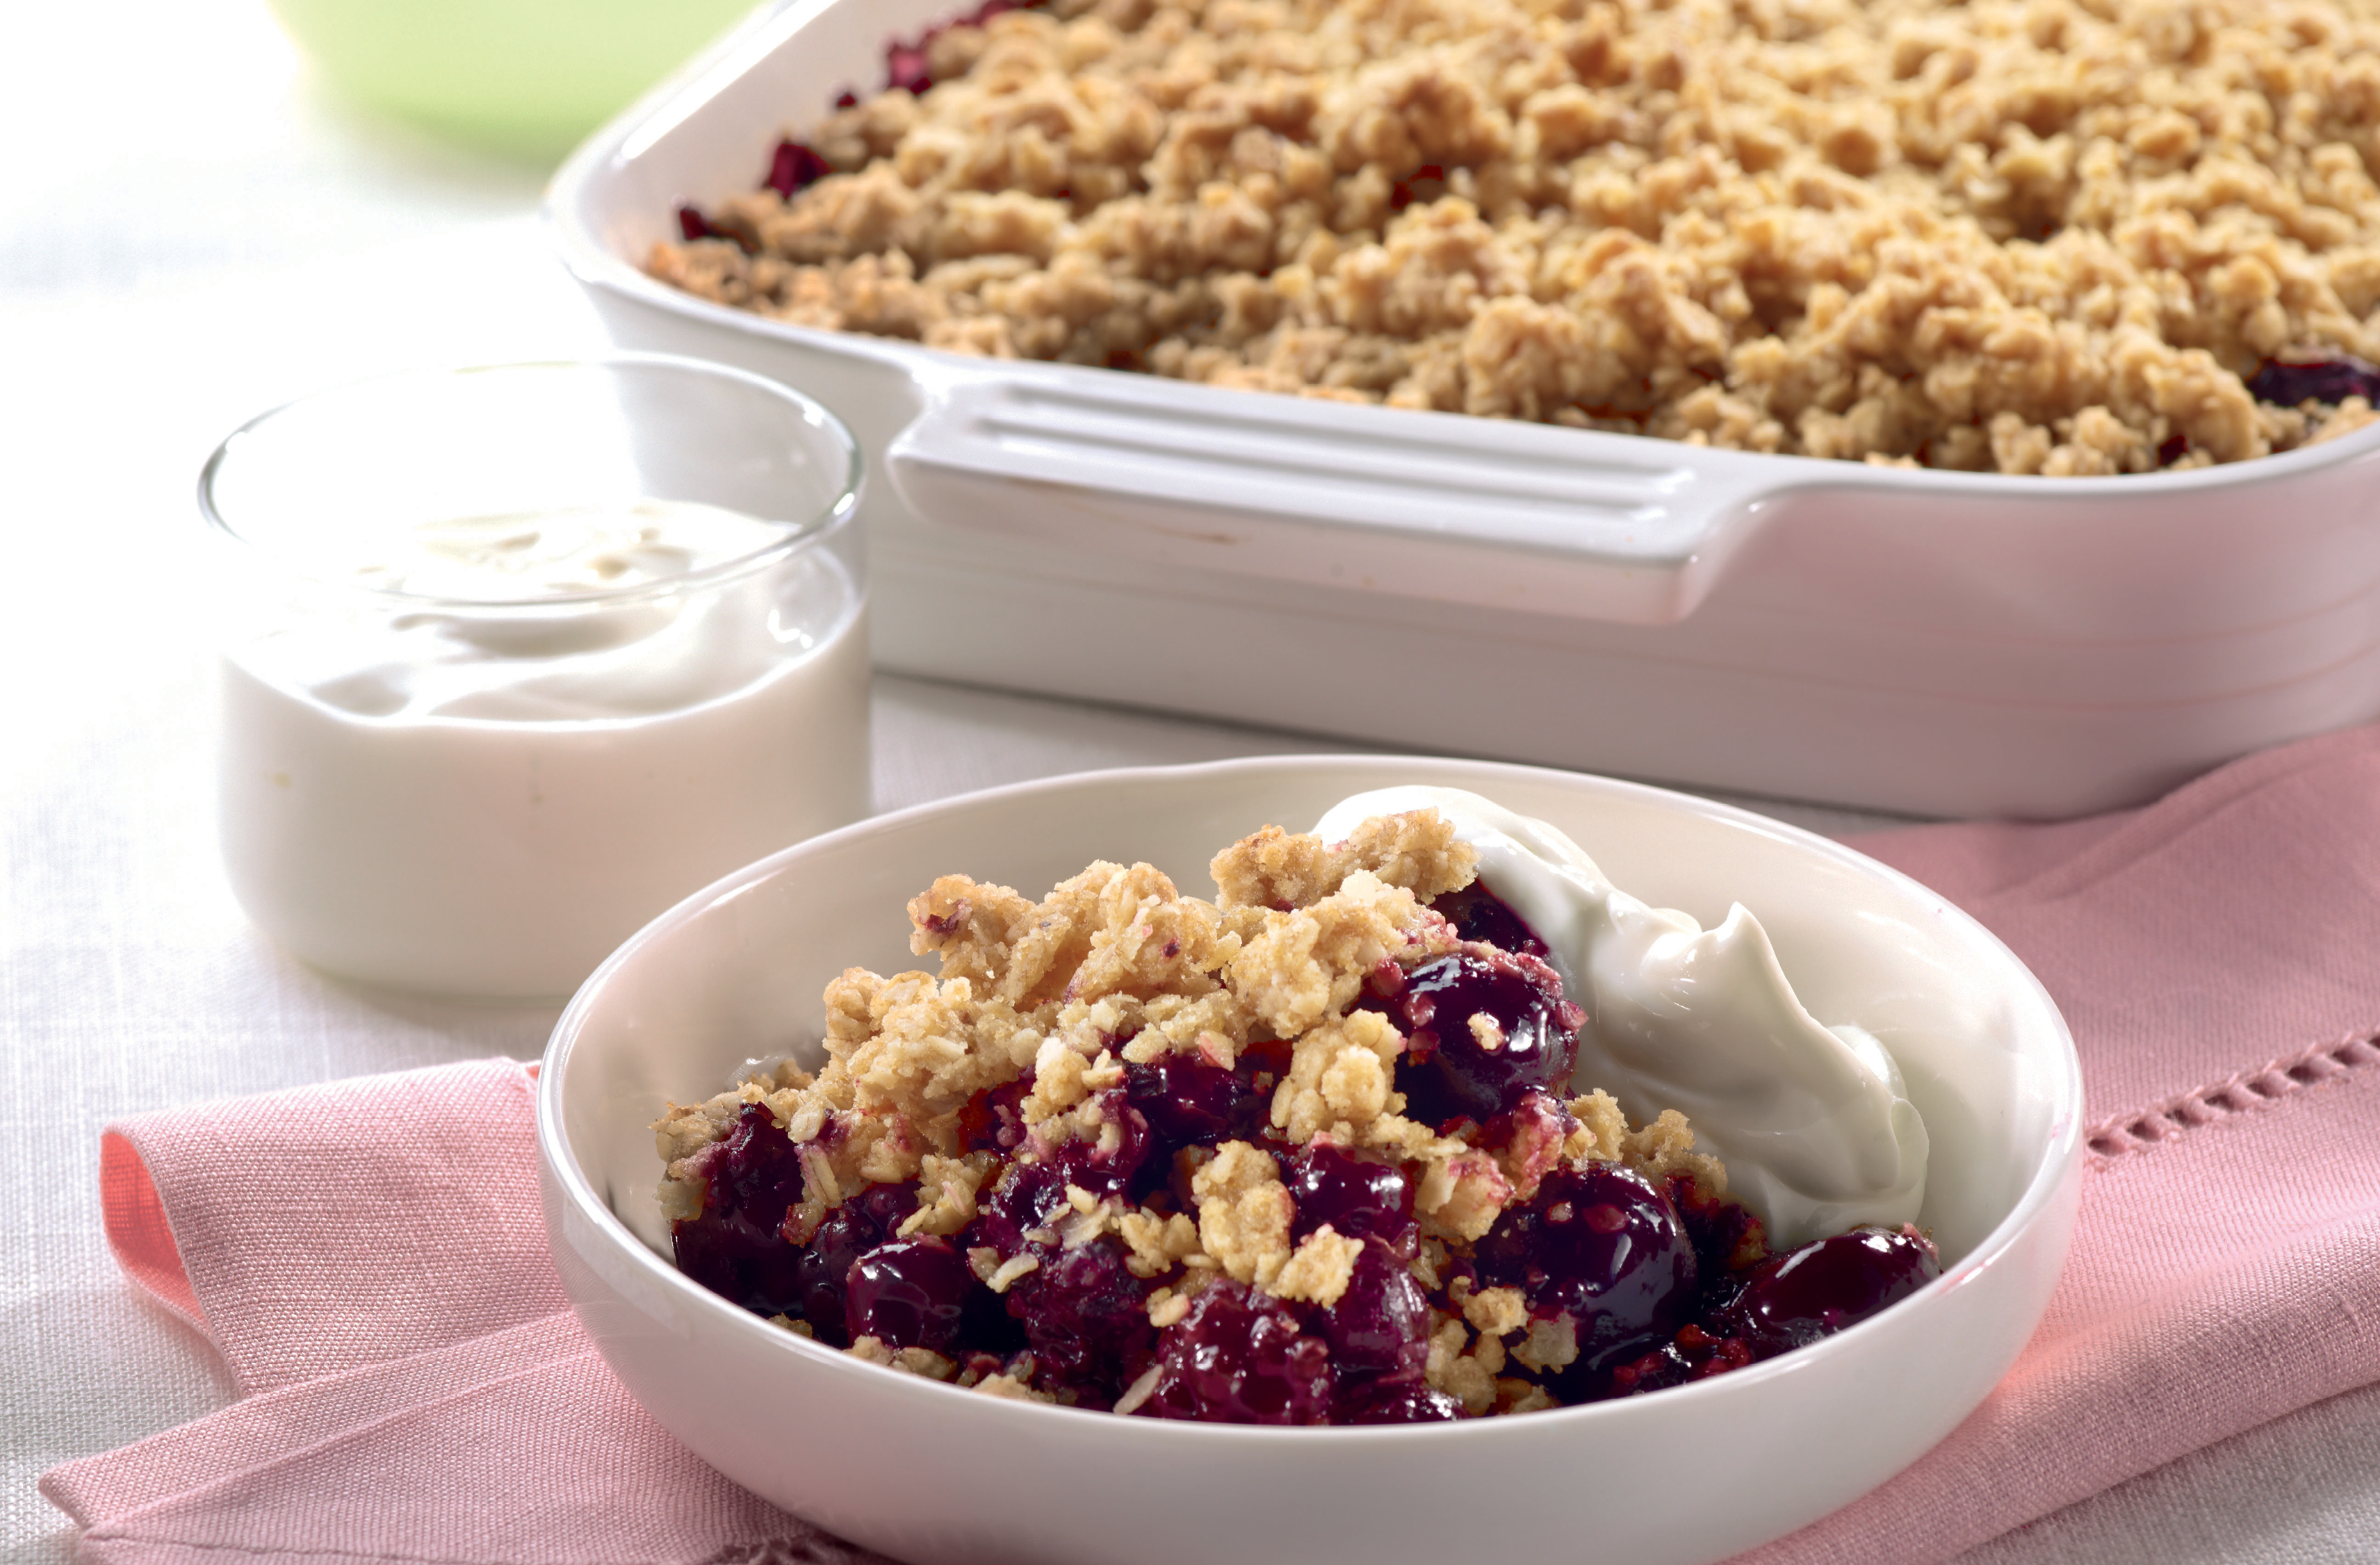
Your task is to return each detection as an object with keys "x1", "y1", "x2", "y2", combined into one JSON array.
[
  {"x1": 538, "y1": 755, "x2": 2082, "y2": 1565},
  {"x1": 201, "y1": 357, "x2": 870, "y2": 1000}
]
